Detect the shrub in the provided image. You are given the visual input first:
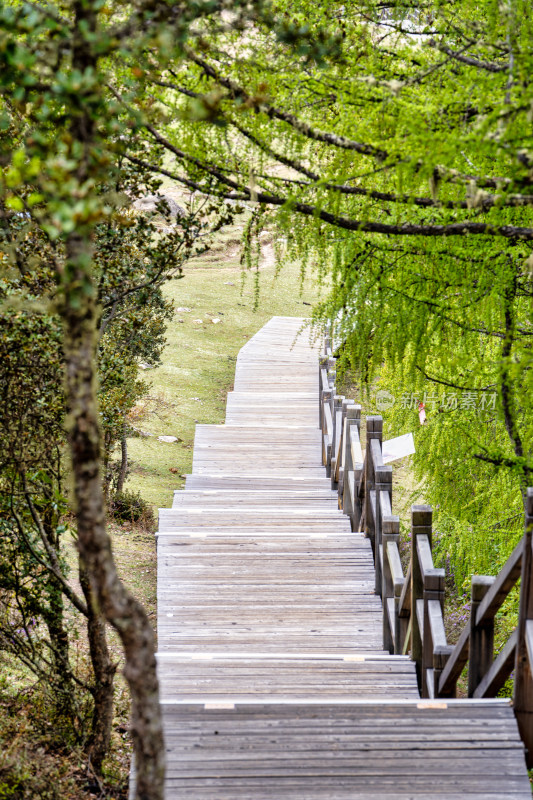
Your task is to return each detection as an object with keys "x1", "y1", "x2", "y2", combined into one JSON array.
[{"x1": 110, "y1": 491, "x2": 154, "y2": 528}]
